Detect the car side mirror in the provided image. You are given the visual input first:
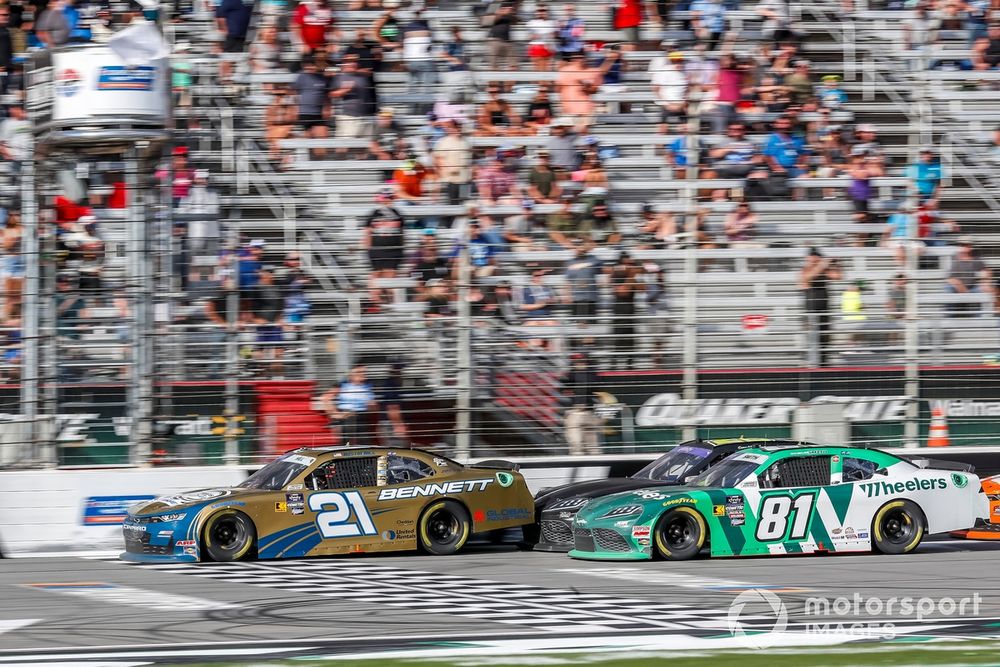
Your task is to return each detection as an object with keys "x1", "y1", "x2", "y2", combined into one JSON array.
[{"x1": 681, "y1": 475, "x2": 697, "y2": 484}]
